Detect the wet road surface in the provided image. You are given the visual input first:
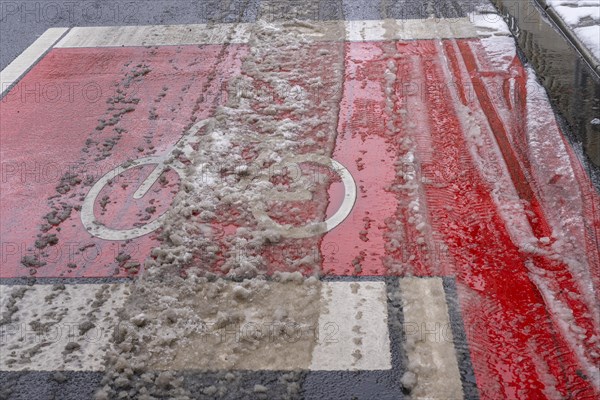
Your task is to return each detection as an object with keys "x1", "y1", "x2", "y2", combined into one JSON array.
[{"x1": 1, "y1": 1, "x2": 599, "y2": 399}]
